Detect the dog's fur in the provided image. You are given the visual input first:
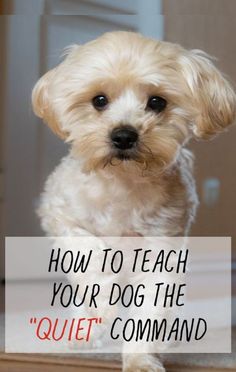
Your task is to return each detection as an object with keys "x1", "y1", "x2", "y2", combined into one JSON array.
[{"x1": 32, "y1": 31, "x2": 236, "y2": 371}]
